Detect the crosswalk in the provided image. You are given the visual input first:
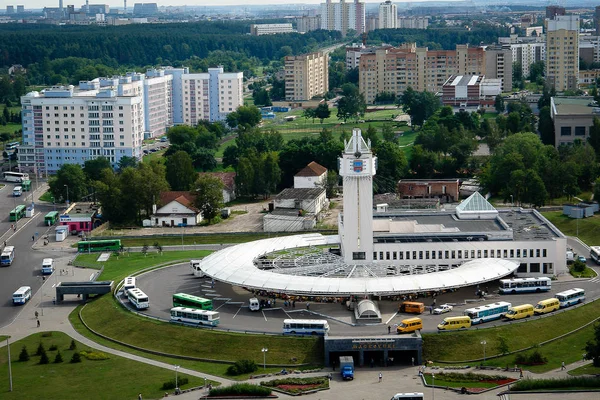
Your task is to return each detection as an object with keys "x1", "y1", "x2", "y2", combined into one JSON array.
[{"x1": 590, "y1": 276, "x2": 600, "y2": 283}]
